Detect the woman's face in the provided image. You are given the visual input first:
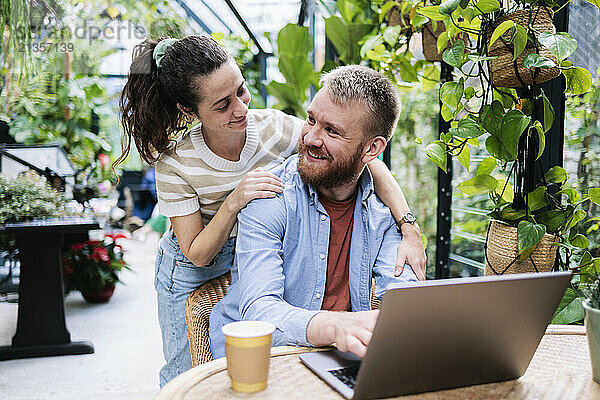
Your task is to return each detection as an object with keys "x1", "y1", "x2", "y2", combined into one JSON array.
[{"x1": 194, "y1": 59, "x2": 251, "y2": 136}]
